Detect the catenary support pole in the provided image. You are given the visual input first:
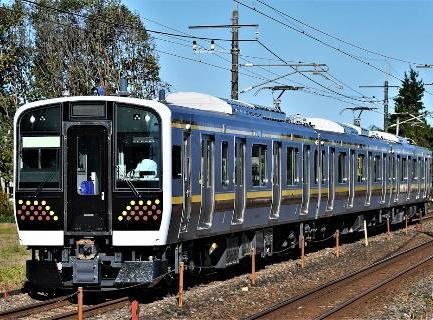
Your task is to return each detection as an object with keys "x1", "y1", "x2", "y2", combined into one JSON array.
[
  {"x1": 335, "y1": 229, "x2": 340, "y2": 258},
  {"x1": 301, "y1": 235, "x2": 305, "y2": 268},
  {"x1": 387, "y1": 217, "x2": 391, "y2": 240},
  {"x1": 250, "y1": 247, "x2": 256, "y2": 285}
]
